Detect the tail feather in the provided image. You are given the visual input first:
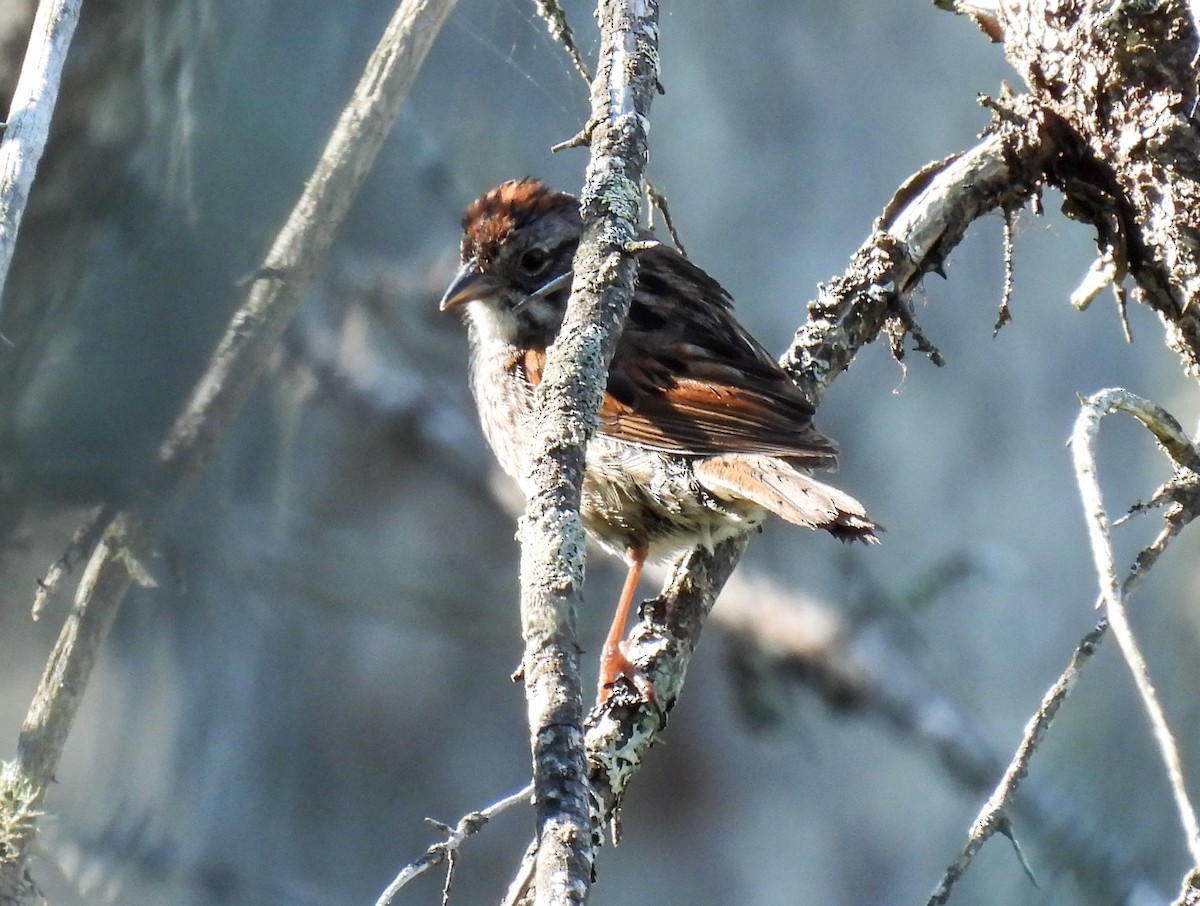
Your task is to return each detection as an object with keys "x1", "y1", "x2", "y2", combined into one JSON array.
[{"x1": 694, "y1": 455, "x2": 879, "y2": 543}]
